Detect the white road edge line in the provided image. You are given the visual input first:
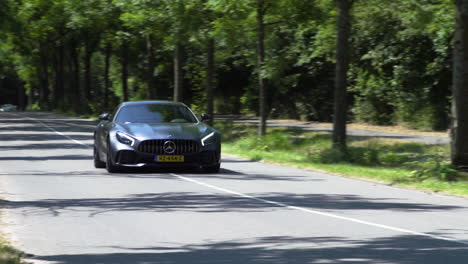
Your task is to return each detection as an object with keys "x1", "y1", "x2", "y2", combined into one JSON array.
[
  {"x1": 12, "y1": 113, "x2": 91, "y2": 149},
  {"x1": 171, "y1": 173, "x2": 468, "y2": 247}
]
